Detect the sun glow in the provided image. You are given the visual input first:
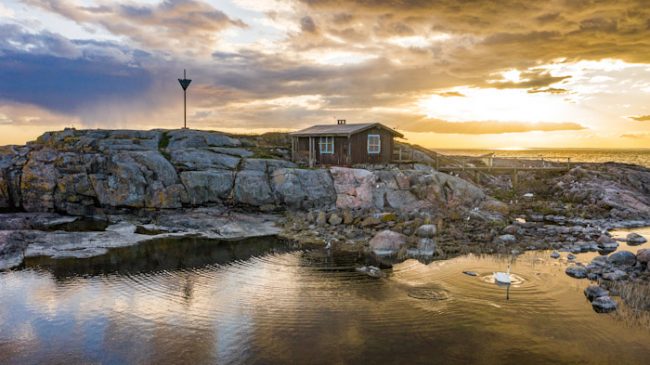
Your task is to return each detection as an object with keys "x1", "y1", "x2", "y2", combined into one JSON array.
[{"x1": 418, "y1": 87, "x2": 582, "y2": 123}]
